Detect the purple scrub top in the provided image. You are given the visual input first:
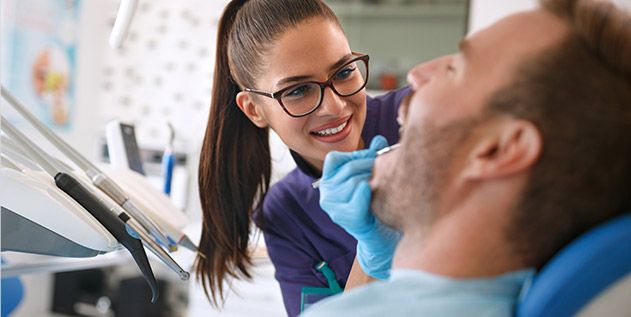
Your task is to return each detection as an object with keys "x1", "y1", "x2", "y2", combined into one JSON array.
[{"x1": 253, "y1": 87, "x2": 410, "y2": 317}]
